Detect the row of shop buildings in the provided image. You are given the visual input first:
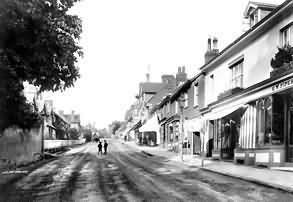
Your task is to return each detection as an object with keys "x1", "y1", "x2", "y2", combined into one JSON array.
[{"x1": 125, "y1": 0, "x2": 293, "y2": 167}]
